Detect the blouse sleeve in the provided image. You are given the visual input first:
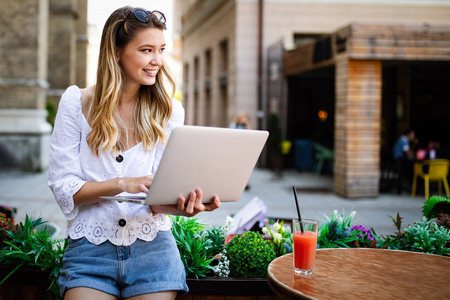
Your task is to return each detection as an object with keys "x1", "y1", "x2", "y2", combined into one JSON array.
[
  {"x1": 151, "y1": 98, "x2": 185, "y2": 174},
  {"x1": 48, "y1": 86, "x2": 86, "y2": 220}
]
